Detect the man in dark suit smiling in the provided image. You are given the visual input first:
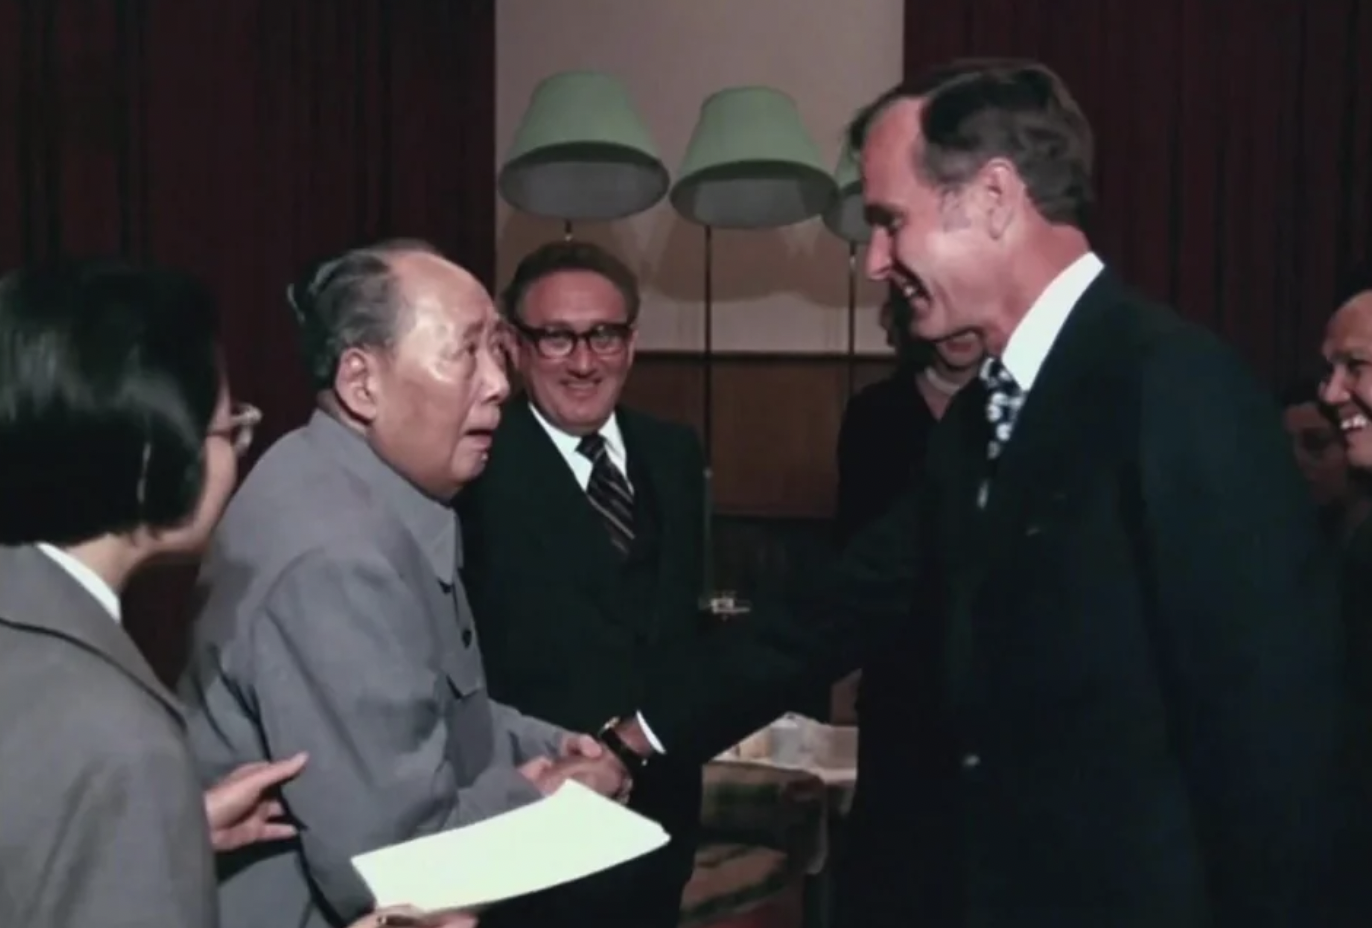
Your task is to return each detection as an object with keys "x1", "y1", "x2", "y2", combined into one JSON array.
[
  {"x1": 459, "y1": 241, "x2": 707, "y2": 928},
  {"x1": 596, "y1": 59, "x2": 1370, "y2": 927}
]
